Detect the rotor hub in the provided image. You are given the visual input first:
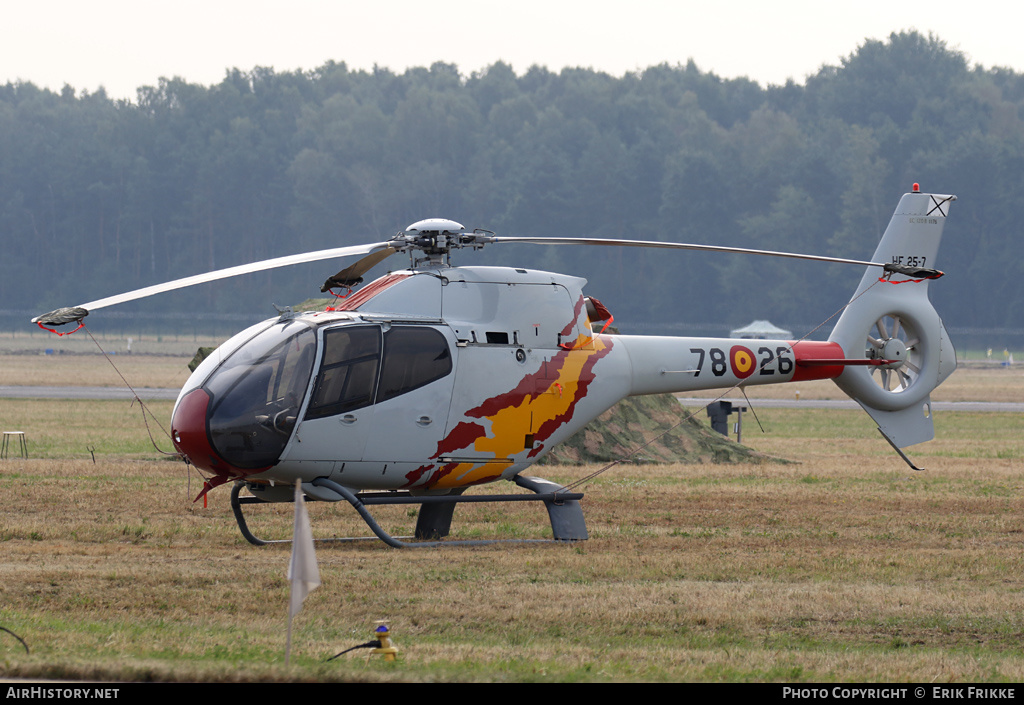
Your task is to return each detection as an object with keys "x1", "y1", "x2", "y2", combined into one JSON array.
[
  {"x1": 390, "y1": 218, "x2": 494, "y2": 264},
  {"x1": 877, "y1": 338, "x2": 908, "y2": 369},
  {"x1": 402, "y1": 219, "x2": 464, "y2": 258},
  {"x1": 405, "y1": 218, "x2": 465, "y2": 233}
]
